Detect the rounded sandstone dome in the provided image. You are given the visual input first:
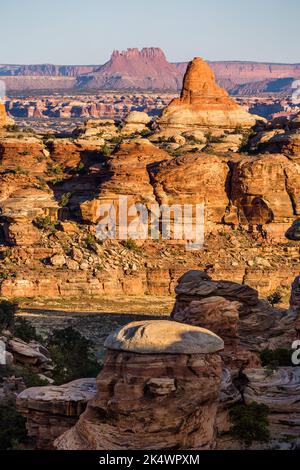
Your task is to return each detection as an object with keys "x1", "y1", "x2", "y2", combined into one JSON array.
[
  {"x1": 104, "y1": 319, "x2": 224, "y2": 354},
  {"x1": 124, "y1": 111, "x2": 151, "y2": 124}
]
